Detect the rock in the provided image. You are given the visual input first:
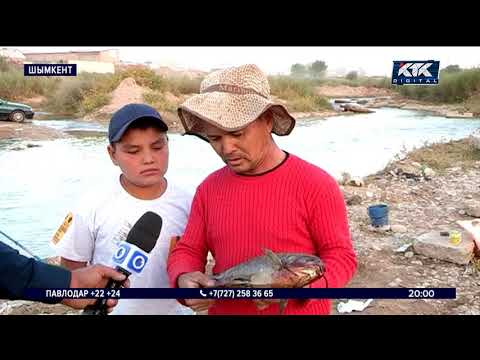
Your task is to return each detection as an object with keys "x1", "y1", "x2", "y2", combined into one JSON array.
[
  {"x1": 371, "y1": 244, "x2": 382, "y2": 251},
  {"x1": 459, "y1": 210, "x2": 466, "y2": 216},
  {"x1": 411, "y1": 260, "x2": 423, "y2": 265},
  {"x1": 395, "y1": 243, "x2": 412, "y2": 252},
  {"x1": 346, "y1": 195, "x2": 363, "y2": 206},
  {"x1": 341, "y1": 103, "x2": 375, "y2": 113},
  {"x1": 395, "y1": 164, "x2": 422, "y2": 179},
  {"x1": 469, "y1": 129, "x2": 480, "y2": 150},
  {"x1": 423, "y1": 167, "x2": 436, "y2": 179},
  {"x1": 405, "y1": 251, "x2": 414, "y2": 258},
  {"x1": 368, "y1": 225, "x2": 391, "y2": 233},
  {"x1": 347, "y1": 178, "x2": 364, "y2": 187},
  {"x1": 464, "y1": 201, "x2": 480, "y2": 218},
  {"x1": 366, "y1": 191, "x2": 374, "y2": 198},
  {"x1": 413, "y1": 231, "x2": 475, "y2": 265},
  {"x1": 446, "y1": 111, "x2": 474, "y2": 118},
  {"x1": 391, "y1": 224, "x2": 408, "y2": 233}
]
